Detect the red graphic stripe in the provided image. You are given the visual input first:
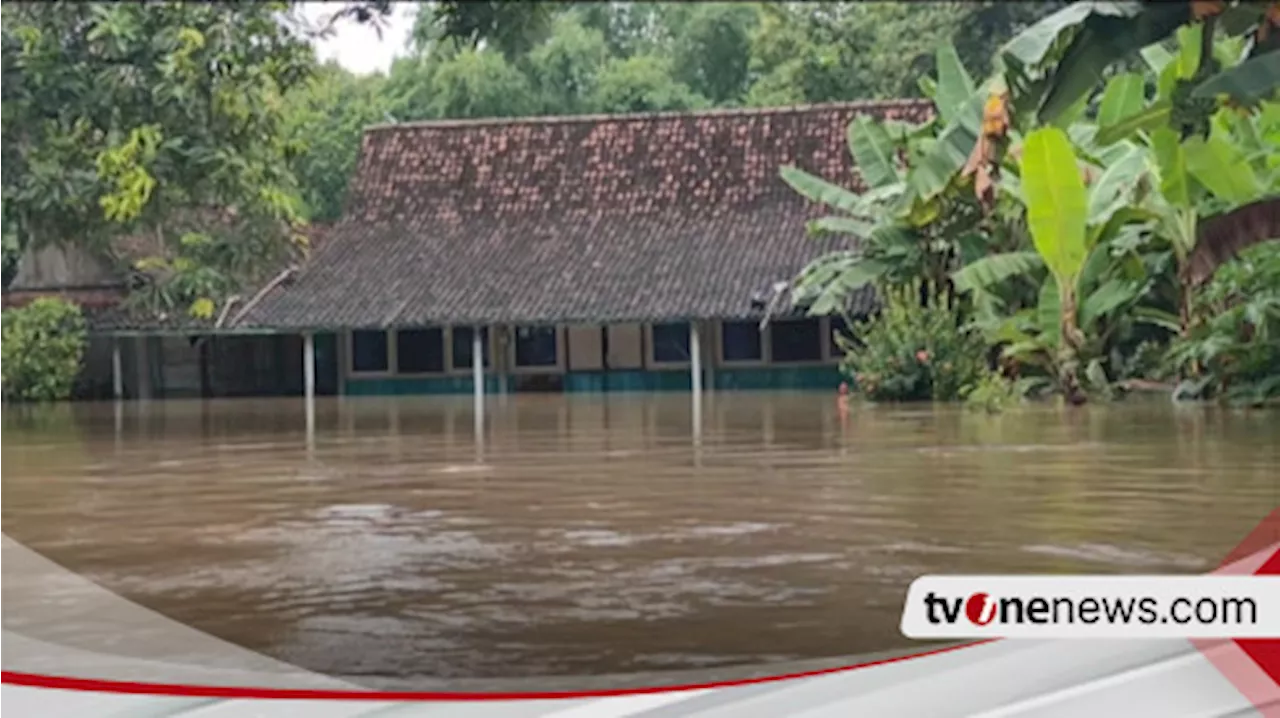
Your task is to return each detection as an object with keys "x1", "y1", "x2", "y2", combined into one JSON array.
[
  {"x1": 1, "y1": 640, "x2": 990, "y2": 701},
  {"x1": 1235, "y1": 546, "x2": 1280, "y2": 686}
]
